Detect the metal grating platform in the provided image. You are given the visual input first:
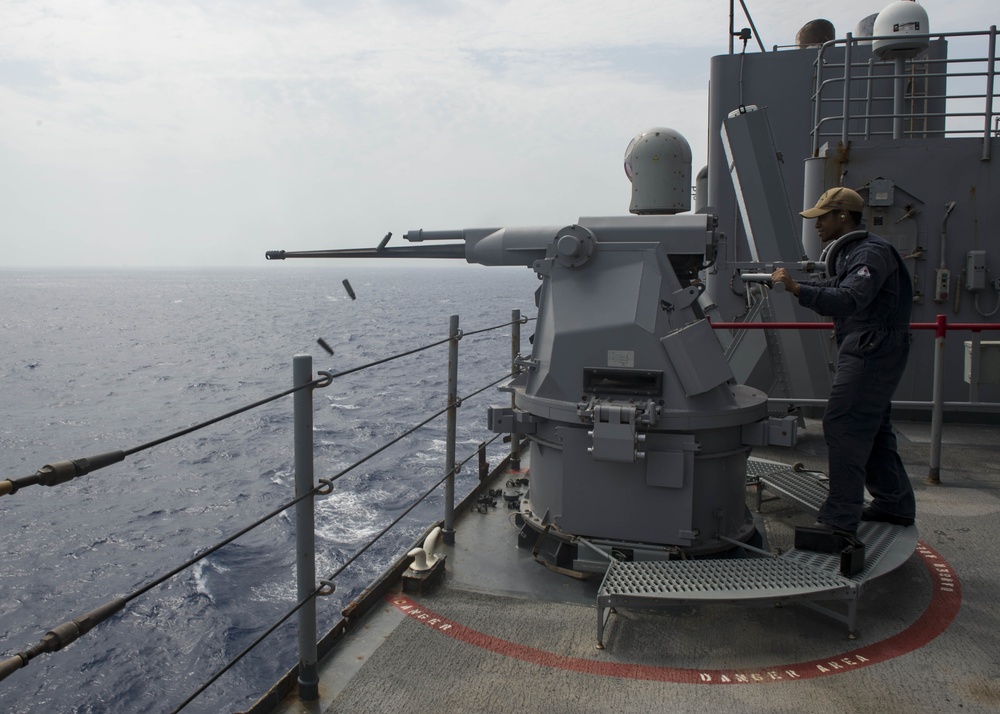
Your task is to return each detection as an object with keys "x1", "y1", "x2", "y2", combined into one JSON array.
[
  {"x1": 745, "y1": 457, "x2": 794, "y2": 480},
  {"x1": 600, "y1": 558, "x2": 853, "y2": 601},
  {"x1": 594, "y1": 460, "x2": 918, "y2": 648},
  {"x1": 753, "y1": 464, "x2": 830, "y2": 515},
  {"x1": 784, "y1": 520, "x2": 917, "y2": 584},
  {"x1": 597, "y1": 556, "x2": 859, "y2": 648}
]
